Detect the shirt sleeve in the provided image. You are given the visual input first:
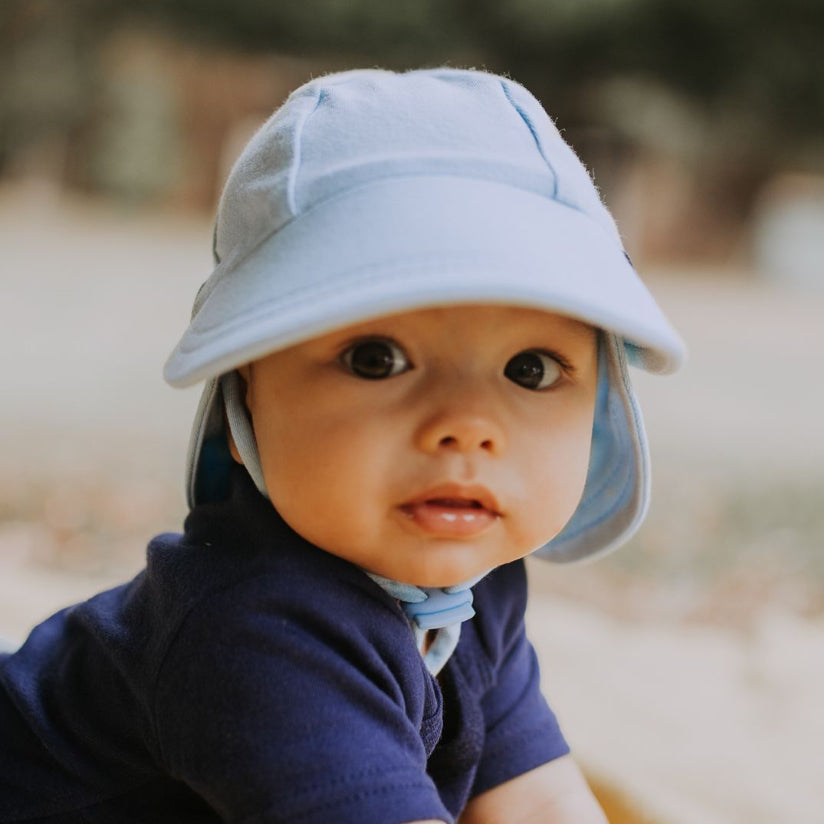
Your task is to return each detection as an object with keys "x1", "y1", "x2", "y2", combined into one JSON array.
[
  {"x1": 152, "y1": 582, "x2": 451, "y2": 824},
  {"x1": 470, "y1": 567, "x2": 571, "y2": 798}
]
